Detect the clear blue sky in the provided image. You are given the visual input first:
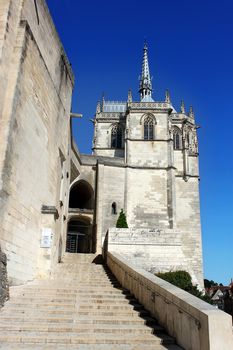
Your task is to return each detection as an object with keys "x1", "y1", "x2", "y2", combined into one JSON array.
[{"x1": 47, "y1": 0, "x2": 233, "y2": 285}]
